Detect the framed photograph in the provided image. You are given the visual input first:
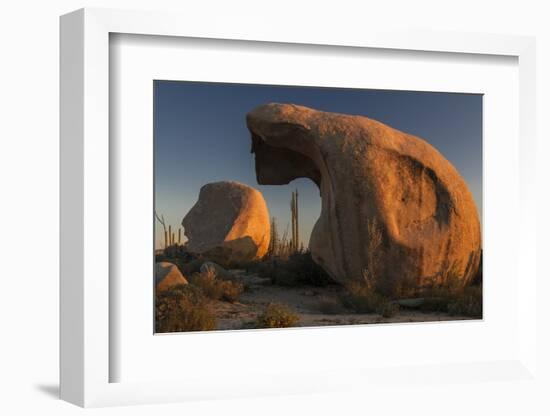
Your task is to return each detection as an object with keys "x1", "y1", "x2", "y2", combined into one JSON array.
[
  {"x1": 152, "y1": 80, "x2": 484, "y2": 334},
  {"x1": 60, "y1": 8, "x2": 538, "y2": 407}
]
